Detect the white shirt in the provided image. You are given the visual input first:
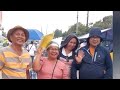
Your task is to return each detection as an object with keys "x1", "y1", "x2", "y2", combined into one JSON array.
[{"x1": 27, "y1": 44, "x2": 37, "y2": 56}]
